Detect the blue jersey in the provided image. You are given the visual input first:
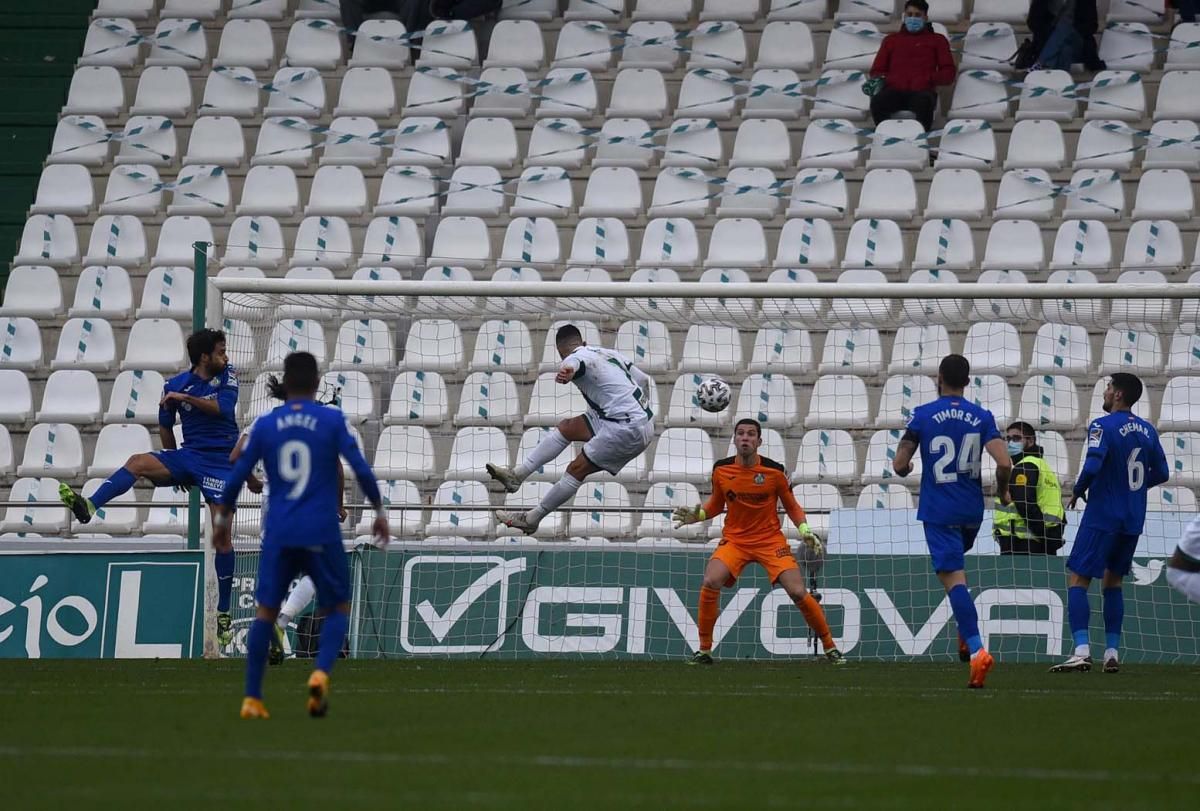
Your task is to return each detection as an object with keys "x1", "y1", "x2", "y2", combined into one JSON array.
[
  {"x1": 1074, "y1": 411, "x2": 1169, "y2": 535},
  {"x1": 158, "y1": 365, "x2": 240, "y2": 455},
  {"x1": 223, "y1": 399, "x2": 381, "y2": 547},
  {"x1": 904, "y1": 395, "x2": 1001, "y2": 526}
]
